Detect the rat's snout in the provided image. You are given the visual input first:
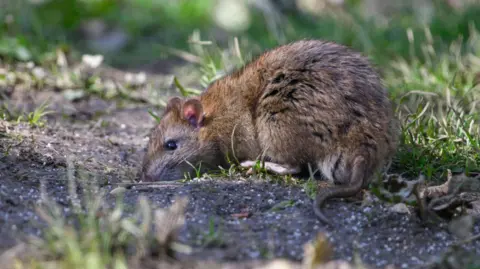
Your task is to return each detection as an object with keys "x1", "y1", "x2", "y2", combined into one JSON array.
[
  {"x1": 139, "y1": 170, "x2": 155, "y2": 182},
  {"x1": 140, "y1": 166, "x2": 174, "y2": 182},
  {"x1": 140, "y1": 169, "x2": 172, "y2": 182},
  {"x1": 140, "y1": 158, "x2": 191, "y2": 182}
]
